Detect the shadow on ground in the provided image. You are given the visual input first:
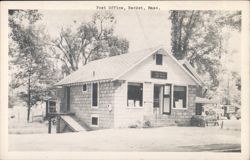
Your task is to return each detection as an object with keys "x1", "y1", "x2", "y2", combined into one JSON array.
[{"x1": 180, "y1": 143, "x2": 241, "y2": 152}]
